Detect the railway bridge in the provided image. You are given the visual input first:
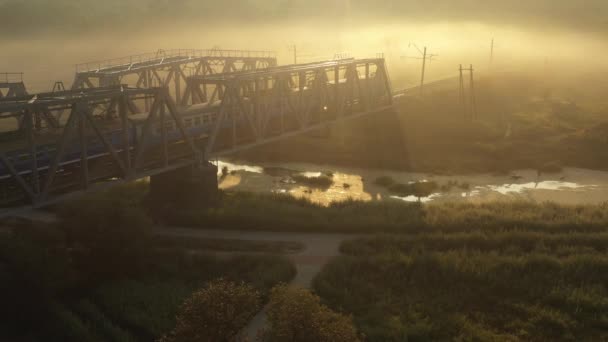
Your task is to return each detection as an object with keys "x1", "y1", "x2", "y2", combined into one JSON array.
[{"x1": 0, "y1": 57, "x2": 393, "y2": 217}]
